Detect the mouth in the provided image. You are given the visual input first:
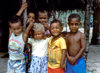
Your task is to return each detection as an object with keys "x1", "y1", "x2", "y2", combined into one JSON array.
[
  {"x1": 72, "y1": 29, "x2": 77, "y2": 31},
  {"x1": 53, "y1": 32, "x2": 59, "y2": 35}
]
